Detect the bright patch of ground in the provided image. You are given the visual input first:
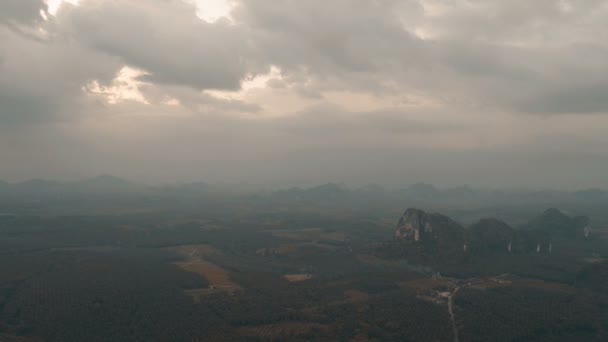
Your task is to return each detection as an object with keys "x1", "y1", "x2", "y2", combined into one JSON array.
[
  {"x1": 166, "y1": 244, "x2": 221, "y2": 258},
  {"x1": 175, "y1": 259, "x2": 239, "y2": 288},
  {"x1": 283, "y1": 274, "x2": 313, "y2": 282},
  {"x1": 169, "y1": 244, "x2": 240, "y2": 302}
]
